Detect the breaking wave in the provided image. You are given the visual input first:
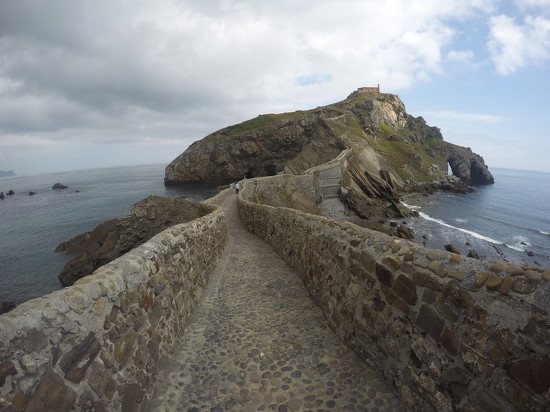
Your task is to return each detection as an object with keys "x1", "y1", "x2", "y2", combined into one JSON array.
[{"x1": 416, "y1": 211, "x2": 502, "y2": 245}]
